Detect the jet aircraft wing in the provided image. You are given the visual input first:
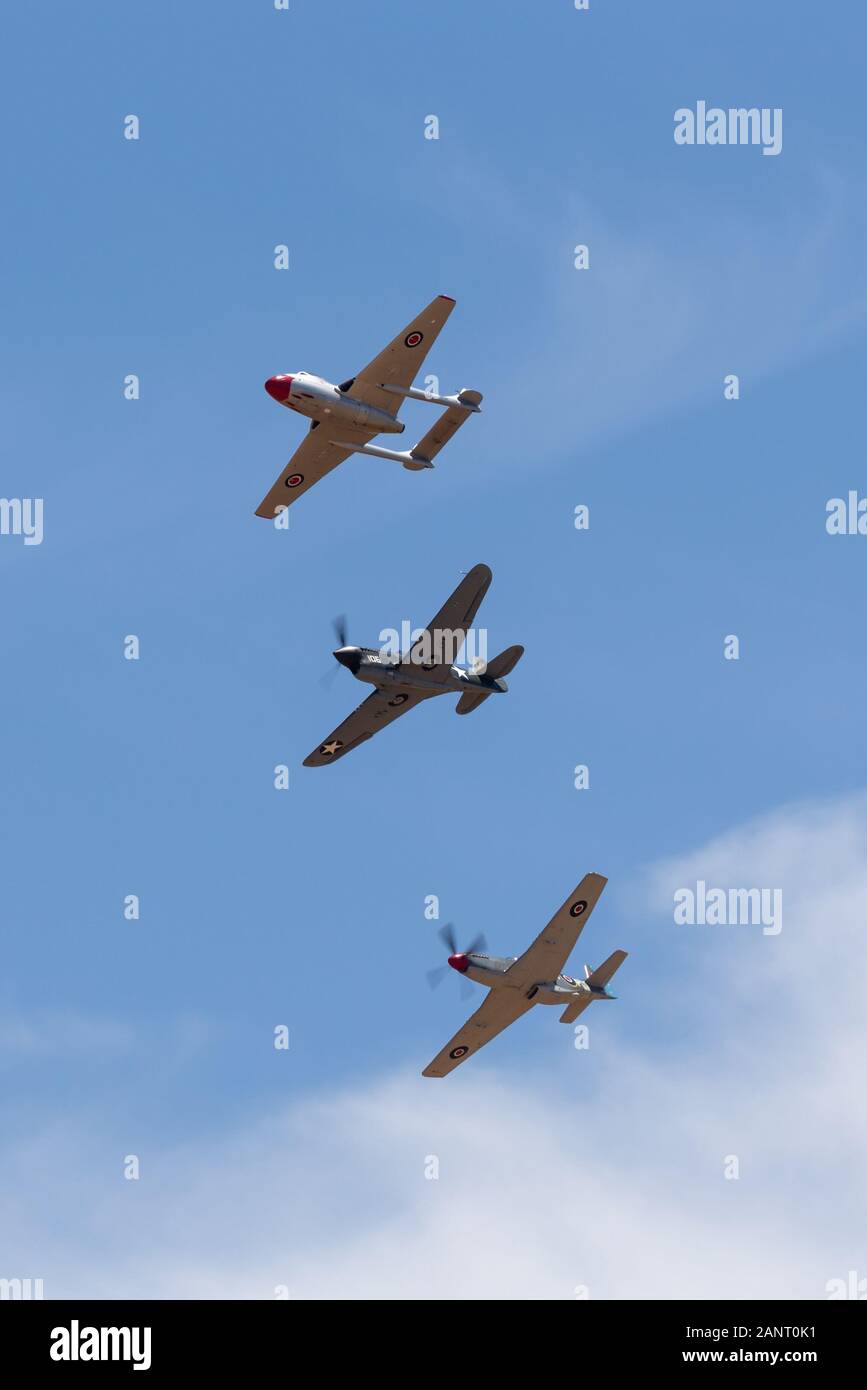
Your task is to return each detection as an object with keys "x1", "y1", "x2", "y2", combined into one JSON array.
[
  {"x1": 349, "y1": 295, "x2": 457, "y2": 416},
  {"x1": 255, "y1": 423, "x2": 374, "y2": 519},
  {"x1": 303, "y1": 686, "x2": 434, "y2": 768},
  {"x1": 422, "y1": 987, "x2": 536, "y2": 1077},
  {"x1": 509, "y1": 874, "x2": 609, "y2": 987}
]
